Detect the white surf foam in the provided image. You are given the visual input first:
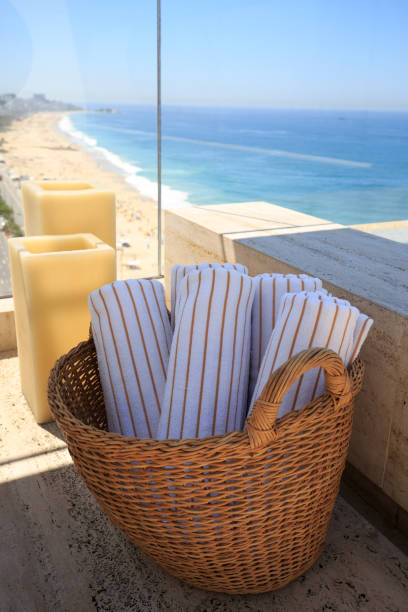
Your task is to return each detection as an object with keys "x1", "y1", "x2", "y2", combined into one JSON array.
[
  {"x1": 126, "y1": 175, "x2": 191, "y2": 208},
  {"x1": 59, "y1": 115, "x2": 98, "y2": 147},
  {"x1": 93, "y1": 124, "x2": 372, "y2": 168},
  {"x1": 58, "y1": 115, "x2": 191, "y2": 208},
  {"x1": 165, "y1": 135, "x2": 372, "y2": 168}
]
